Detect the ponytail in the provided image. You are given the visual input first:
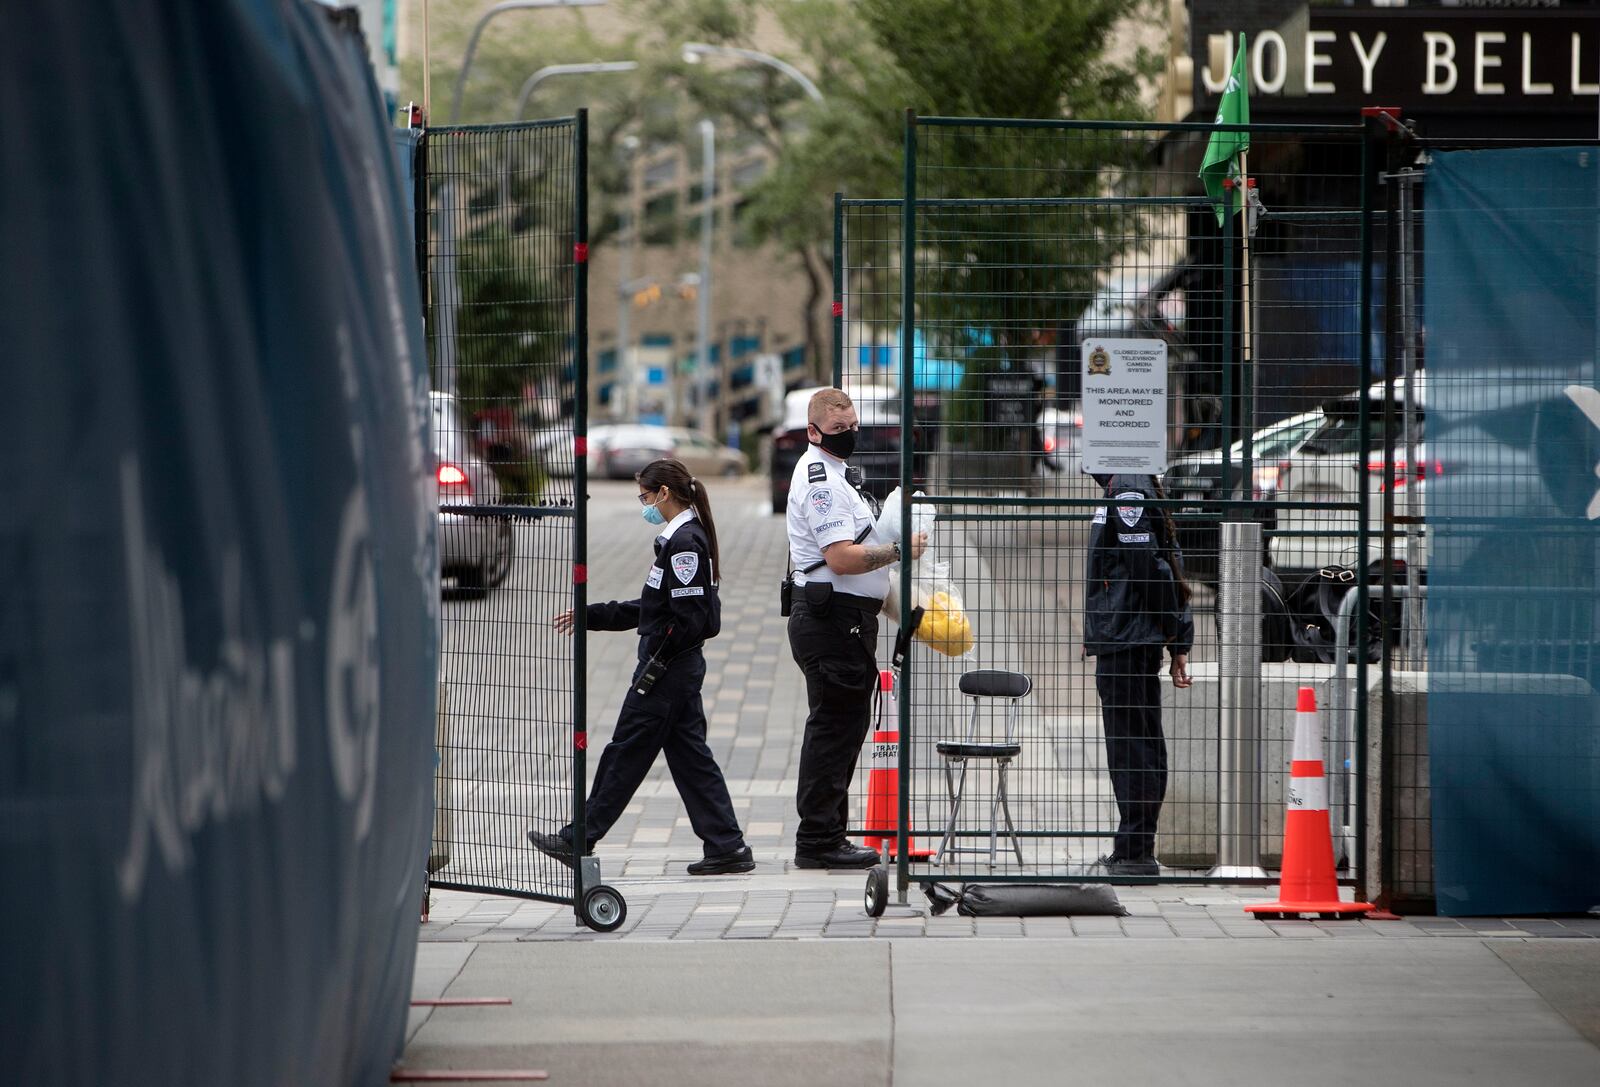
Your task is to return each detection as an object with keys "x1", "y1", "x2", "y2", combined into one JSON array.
[
  {"x1": 636, "y1": 458, "x2": 722, "y2": 583},
  {"x1": 1149, "y1": 476, "x2": 1192, "y2": 606},
  {"x1": 688, "y1": 477, "x2": 722, "y2": 584}
]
